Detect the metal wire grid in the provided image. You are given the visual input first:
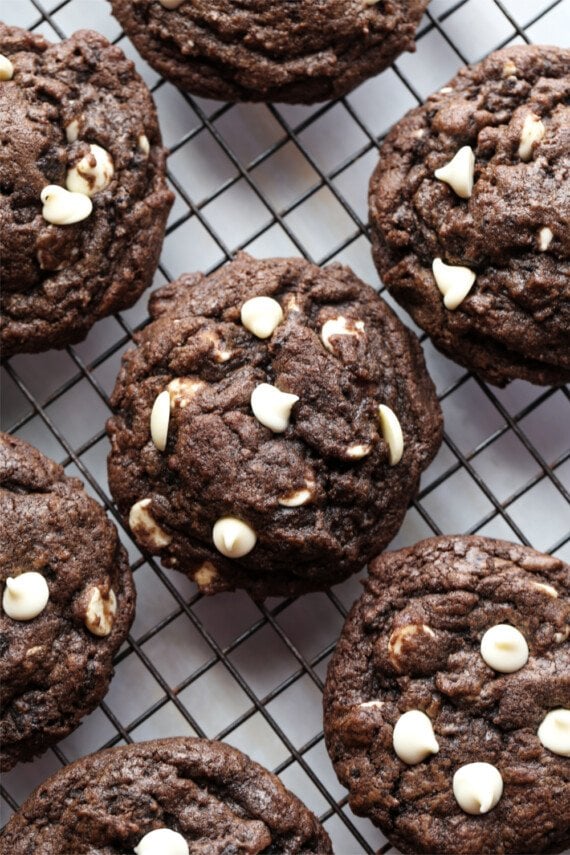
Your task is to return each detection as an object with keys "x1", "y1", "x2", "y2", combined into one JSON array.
[{"x1": 1, "y1": 0, "x2": 569, "y2": 850}]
